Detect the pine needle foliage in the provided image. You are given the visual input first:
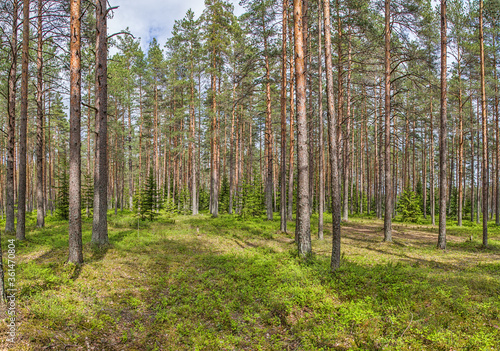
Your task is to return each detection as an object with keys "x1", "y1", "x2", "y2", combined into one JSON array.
[
  {"x1": 135, "y1": 169, "x2": 162, "y2": 221},
  {"x1": 396, "y1": 188, "x2": 422, "y2": 223}
]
